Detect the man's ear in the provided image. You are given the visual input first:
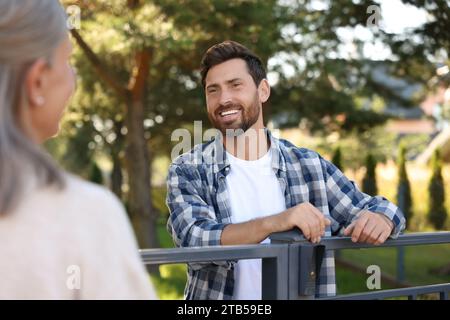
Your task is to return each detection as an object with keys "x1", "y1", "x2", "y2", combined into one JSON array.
[
  {"x1": 25, "y1": 59, "x2": 48, "y2": 108},
  {"x1": 258, "y1": 79, "x2": 270, "y2": 104}
]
